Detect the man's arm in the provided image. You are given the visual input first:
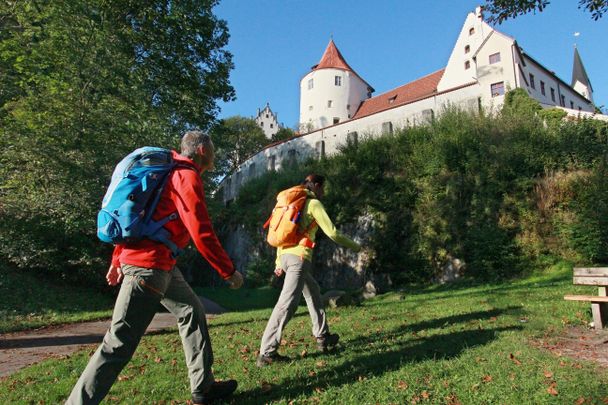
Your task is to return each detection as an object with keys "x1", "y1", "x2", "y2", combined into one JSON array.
[
  {"x1": 309, "y1": 199, "x2": 361, "y2": 251},
  {"x1": 172, "y1": 169, "x2": 236, "y2": 280}
]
